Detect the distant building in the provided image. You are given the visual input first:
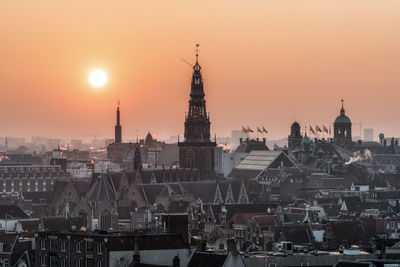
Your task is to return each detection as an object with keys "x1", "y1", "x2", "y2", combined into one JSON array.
[
  {"x1": 333, "y1": 100, "x2": 352, "y2": 149},
  {"x1": 364, "y1": 128, "x2": 374, "y2": 142},
  {"x1": 288, "y1": 121, "x2": 303, "y2": 159},
  {"x1": 178, "y1": 45, "x2": 216, "y2": 179}
]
